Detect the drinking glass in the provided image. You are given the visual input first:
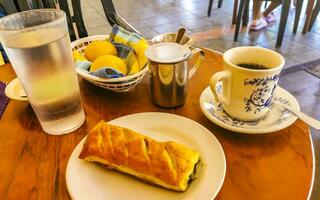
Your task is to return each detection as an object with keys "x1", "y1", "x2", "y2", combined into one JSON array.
[{"x1": 0, "y1": 9, "x2": 85, "y2": 135}]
